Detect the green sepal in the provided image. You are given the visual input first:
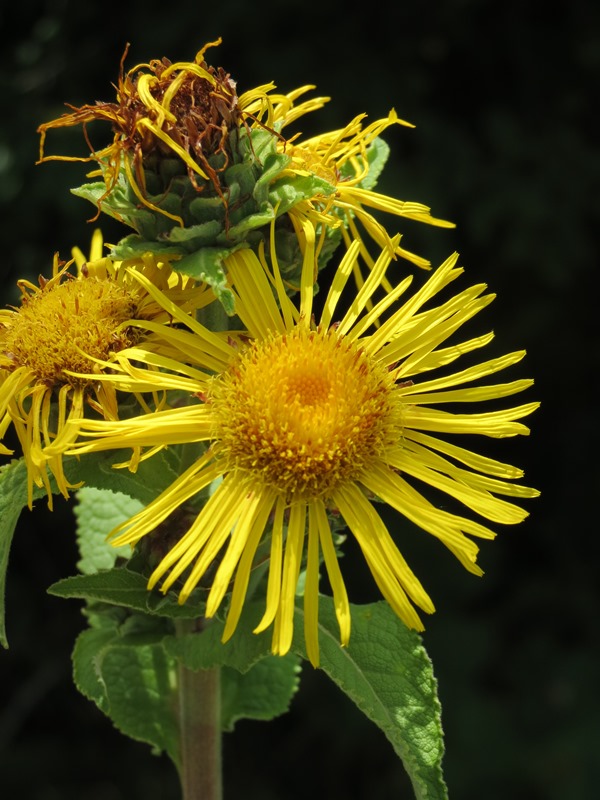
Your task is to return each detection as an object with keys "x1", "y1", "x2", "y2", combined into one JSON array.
[
  {"x1": 69, "y1": 132, "x2": 391, "y2": 319},
  {"x1": 174, "y1": 246, "x2": 241, "y2": 315},
  {"x1": 71, "y1": 130, "x2": 388, "y2": 266},
  {"x1": 267, "y1": 171, "x2": 336, "y2": 216},
  {"x1": 293, "y1": 598, "x2": 448, "y2": 800},
  {"x1": 68, "y1": 123, "x2": 340, "y2": 300},
  {"x1": 223, "y1": 208, "x2": 275, "y2": 241},
  {"x1": 251, "y1": 152, "x2": 300, "y2": 208},
  {"x1": 72, "y1": 127, "x2": 292, "y2": 249},
  {"x1": 166, "y1": 219, "x2": 223, "y2": 246}
]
